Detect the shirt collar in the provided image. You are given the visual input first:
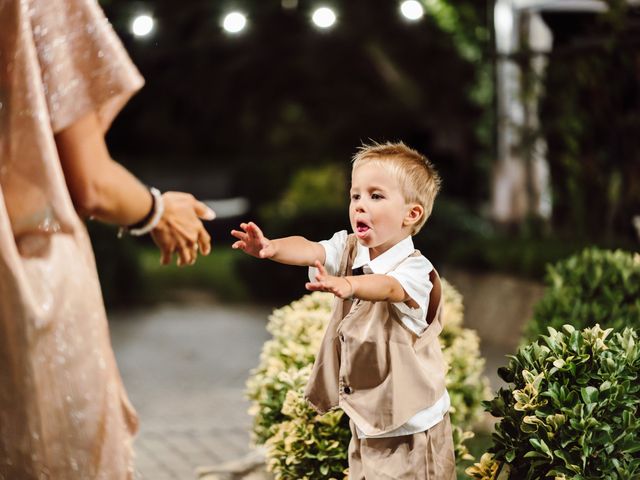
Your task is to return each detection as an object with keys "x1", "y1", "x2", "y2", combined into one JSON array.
[{"x1": 352, "y1": 236, "x2": 415, "y2": 274}]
